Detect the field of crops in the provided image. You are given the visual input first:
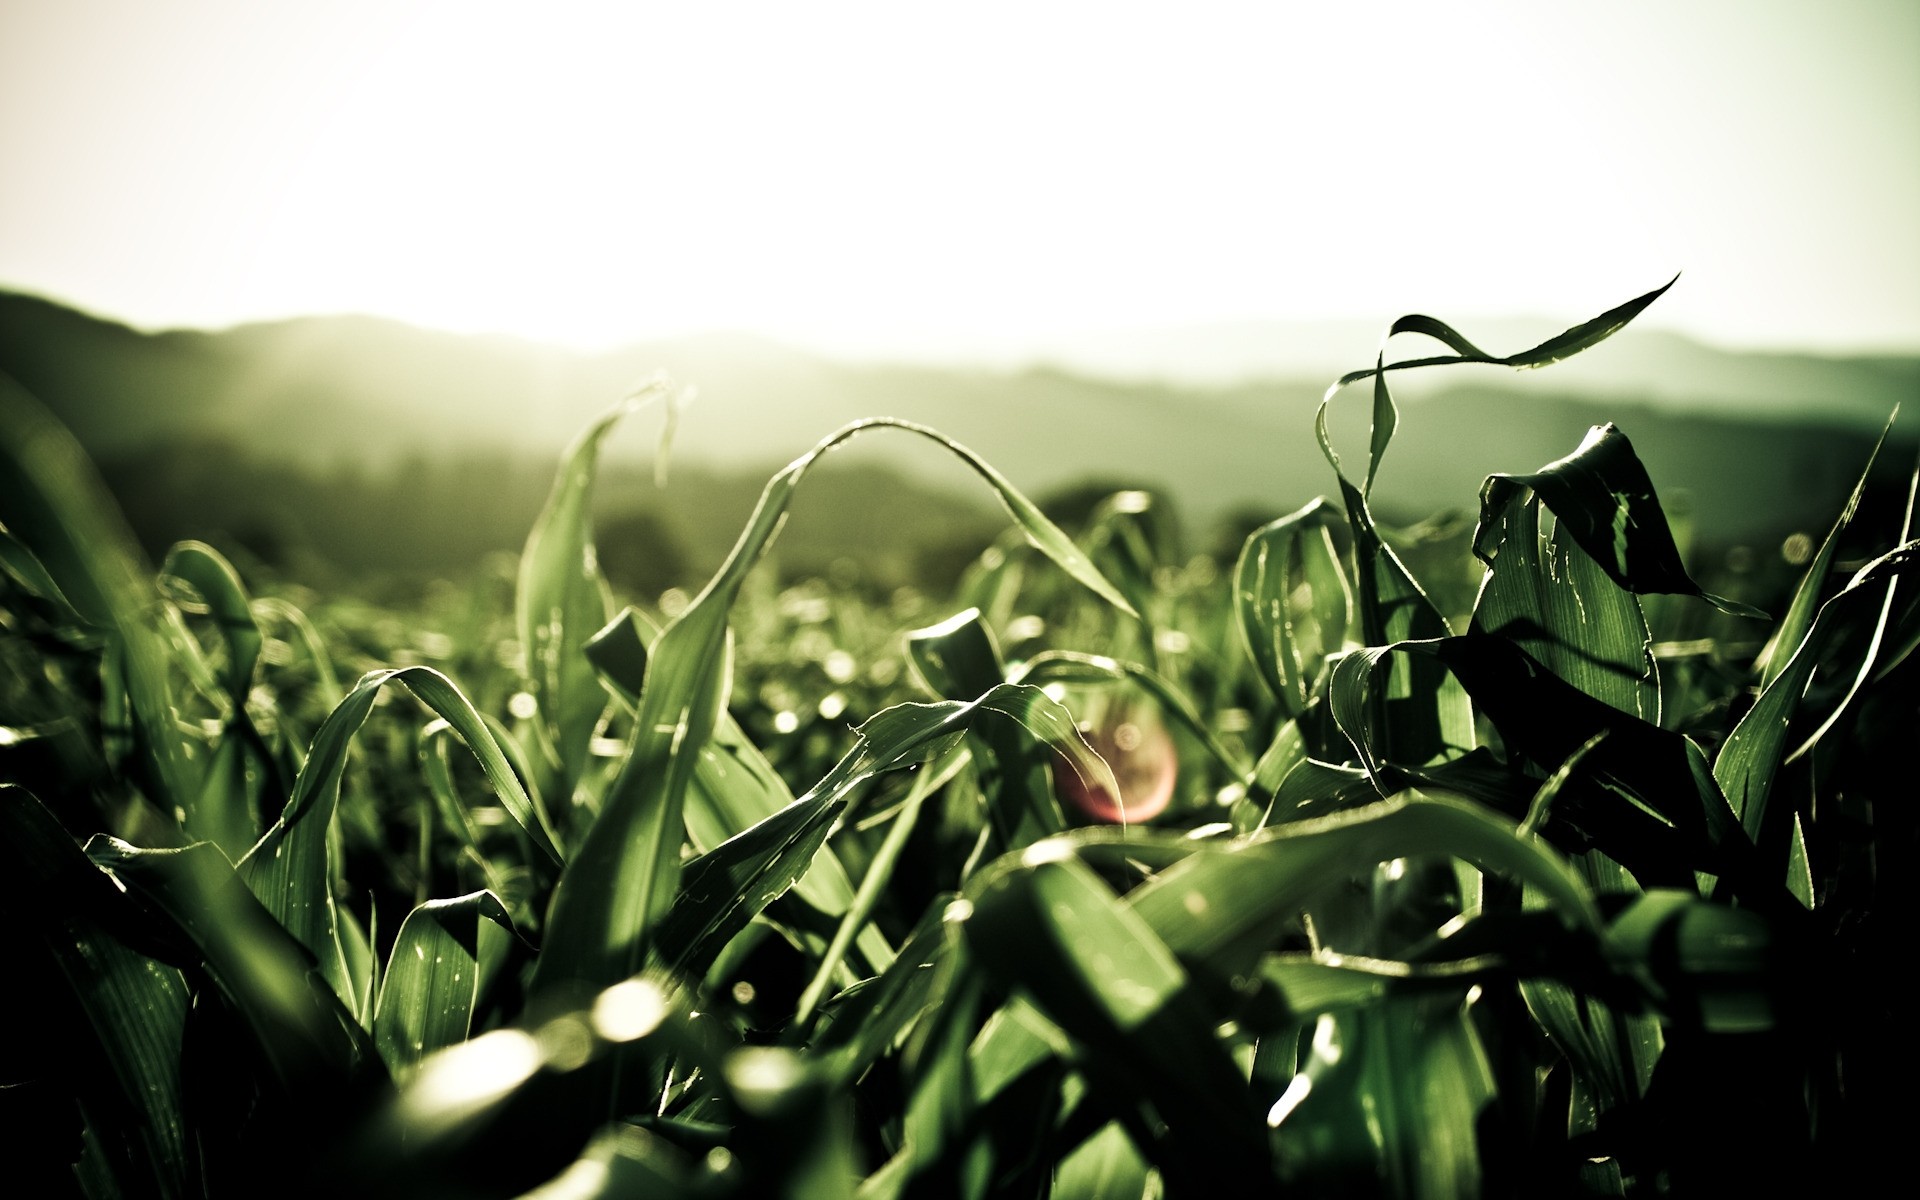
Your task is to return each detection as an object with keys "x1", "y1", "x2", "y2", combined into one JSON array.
[{"x1": 2, "y1": 284, "x2": 1913, "y2": 1198}]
